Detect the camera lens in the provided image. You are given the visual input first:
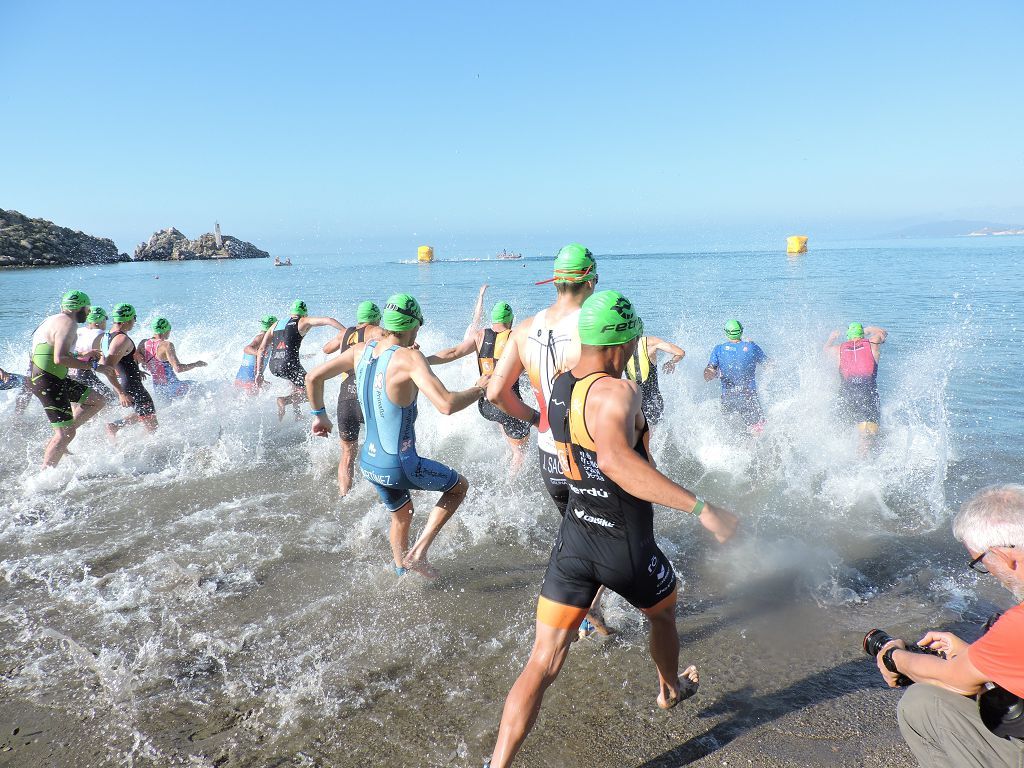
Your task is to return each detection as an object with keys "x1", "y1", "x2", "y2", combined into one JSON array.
[{"x1": 863, "y1": 629, "x2": 895, "y2": 657}]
